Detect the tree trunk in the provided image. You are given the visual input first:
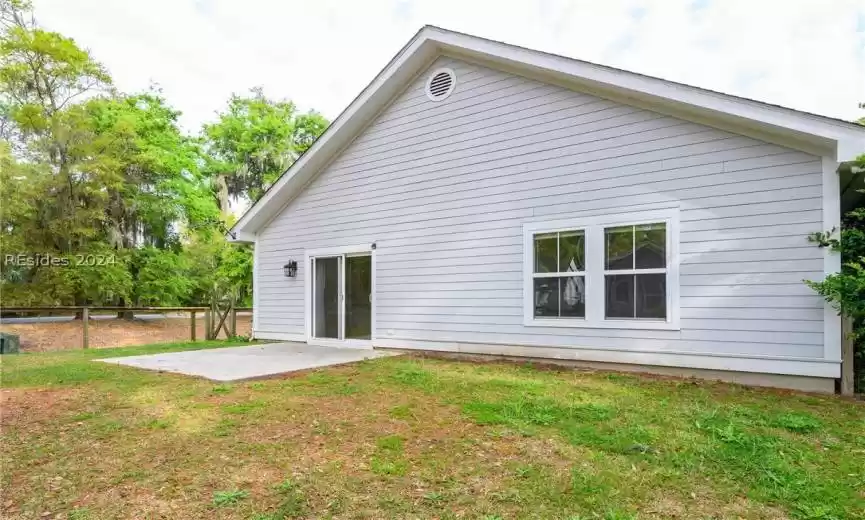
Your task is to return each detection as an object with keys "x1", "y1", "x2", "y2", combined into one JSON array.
[
  {"x1": 215, "y1": 174, "x2": 230, "y2": 215},
  {"x1": 116, "y1": 297, "x2": 134, "y2": 320}
]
